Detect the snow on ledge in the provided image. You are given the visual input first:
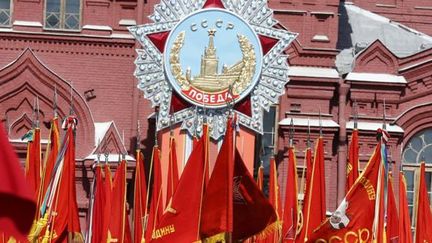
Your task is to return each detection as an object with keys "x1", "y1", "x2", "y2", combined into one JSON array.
[
  {"x1": 346, "y1": 72, "x2": 407, "y2": 84},
  {"x1": 346, "y1": 121, "x2": 404, "y2": 133},
  {"x1": 288, "y1": 66, "x2": 340, "y2": 79},
  {"x1": 279, "y1": 117, "x2": 339, "y2": 127}
]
